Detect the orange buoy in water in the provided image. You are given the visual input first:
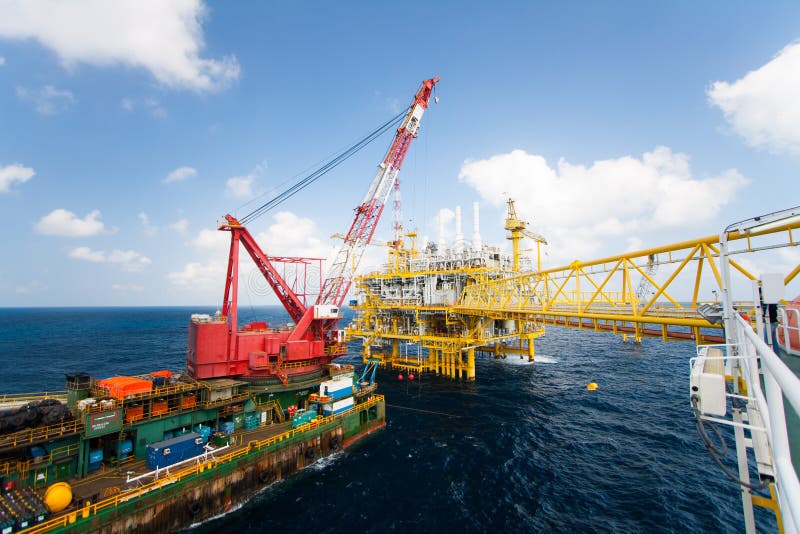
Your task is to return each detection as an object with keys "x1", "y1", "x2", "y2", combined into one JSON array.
[
  {"x1": 587, "y1": 382, "x2": 599, "y2": 391},
  {"x1": 409, "y1": 373, "x2": 415, "y2": 381},
  {"x1": 397, "y1": 374, "x2": 404, "y2": 381}
]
